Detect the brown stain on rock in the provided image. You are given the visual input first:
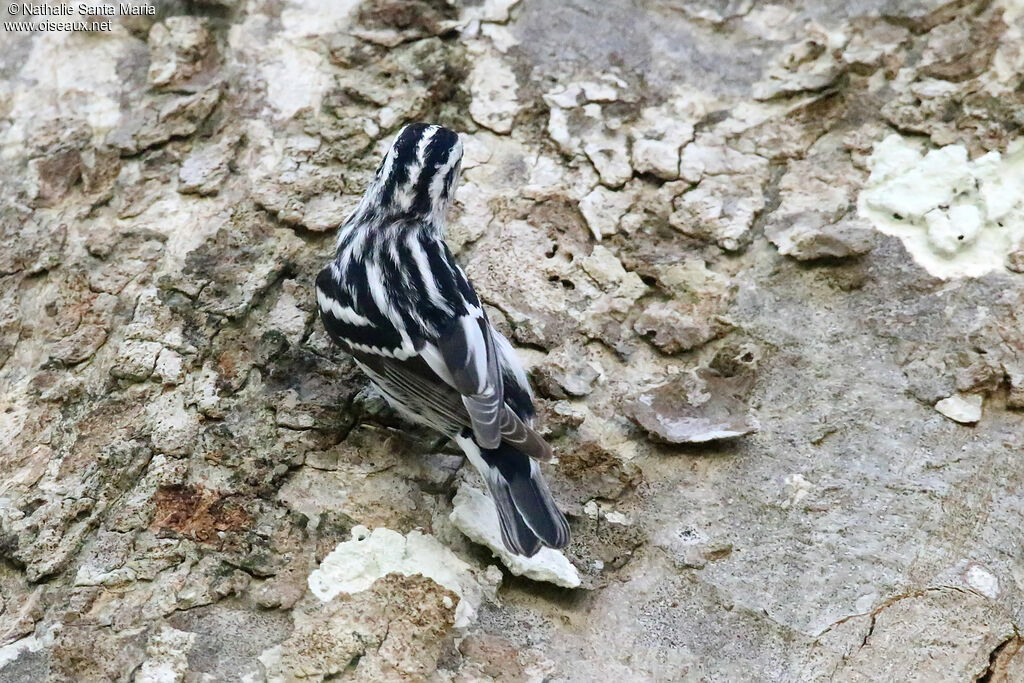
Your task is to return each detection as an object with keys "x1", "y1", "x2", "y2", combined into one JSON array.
[
  {"x1": 358, "y1": 0, "x2": 457, "y2": 32},
  {"x1": 551, "y1": 439, "x2": 643, "y2": 505},
  {"x1": 151, "y1": 484, "x2": 251, "y2": 546}
]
